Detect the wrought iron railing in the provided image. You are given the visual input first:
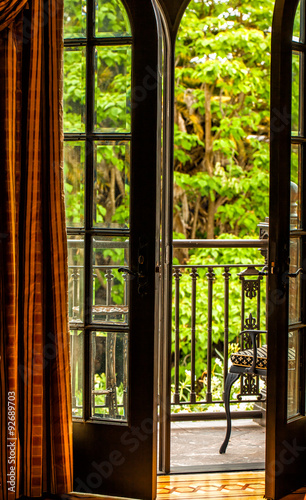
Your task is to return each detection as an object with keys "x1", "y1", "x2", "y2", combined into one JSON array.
[
  {"x1": 171, "y1": 238, "x2": 268, "y2": 418},
  {"x1": 68, "y1": 237, "x2": 269, "y2": 421}
]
